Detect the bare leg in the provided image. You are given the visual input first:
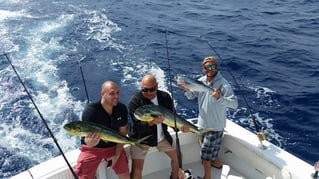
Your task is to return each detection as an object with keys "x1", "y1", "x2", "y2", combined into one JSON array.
[
  {"x1": 131, "y1": 159, "x2": 144, "y2": 179},
  {"x1": 118, "y1": 172, "x2": 130, "y2": 179},
  {"x1": 164, "y1": 150, "x2": 179, "y2": 179},
  {"x1": 211, "y1": 158, "x2": 222, "y2": 167},
  {"x1": 202, "y1": 160, "x2": 211, "y2": 179}
]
